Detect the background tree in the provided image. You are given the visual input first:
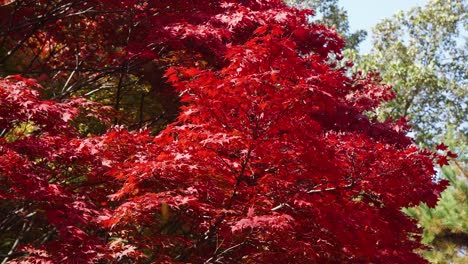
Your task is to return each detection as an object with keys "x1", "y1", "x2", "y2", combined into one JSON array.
[{"x1": 345, "y1": 0, "x2": 467, "y2": 147}]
